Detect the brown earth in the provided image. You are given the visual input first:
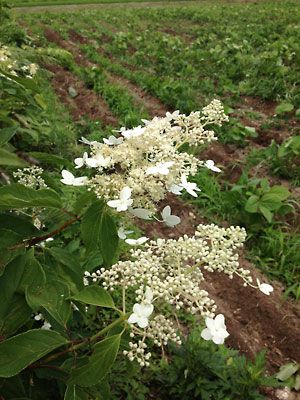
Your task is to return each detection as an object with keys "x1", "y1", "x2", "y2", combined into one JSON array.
[
  {"x1": 46, "y1": 64, "x2": 118, "y2": 126},
  {"x1": 44, "y1": 27, "x2": 168, "y2": 118}
]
